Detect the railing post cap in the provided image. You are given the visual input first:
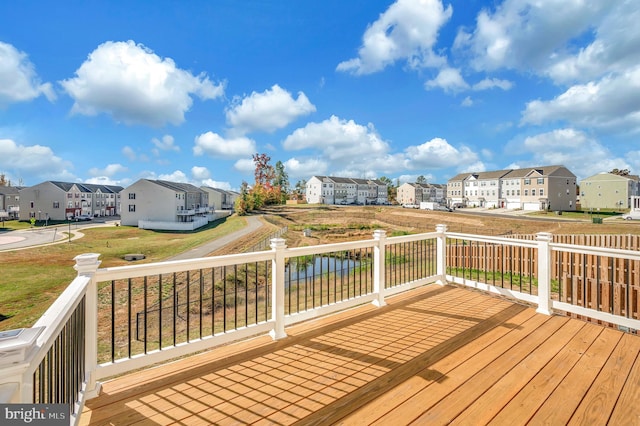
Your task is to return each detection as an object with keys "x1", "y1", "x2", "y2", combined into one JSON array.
[
  {"x1": 436, "y1": 224, "x2": 448, "y2": 232},
  {"x1": 373, "y1": 229, "x2": 386, "y2": 238},
  {"x1": 536, "y1": 232, "x2": 553, "y2": 241},
  {"x1": 73, "y1": 253, "x2": 101, "y2": 274},
  {"x1": 270, "y1": 238, "x2": 287, "y2": 249}
]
